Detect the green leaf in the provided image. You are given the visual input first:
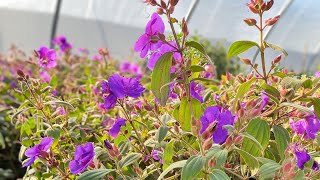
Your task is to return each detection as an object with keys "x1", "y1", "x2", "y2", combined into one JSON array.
[
  {"x1": 181, "y1": 155, "x2": 205, "y2": 180},
  {"x1": 163, "y1": 140, "x2": 175, "y2": 170},
  {"x1": 0, "y1": 133, "x2": 5, "y2": 149},
  {"x1": 160, "y1": 113, "x2": 171, "y2": 124},
  {"x1": 11, "y1": 107, "x2": 34, "y2": 123},
  {"x1": 302, "y1": 79, "x2": 313, "y2": 89},
  {"x1": 205, "y1": 146, "x2": 228, "y2": 168},
  {"x1": 281, "y1": 77, "x2": 303, "y2": 90},
  {"x1": 232, "y1": 77, "x2": 256, "y2": 113},
  {"x1": 272, "y1": 125, "x2": 290, "y2": 160},
  {"x1": 178, "y1": 97, "x2": 203, "y2": 131},
  {"x1": 44, "y1": 100, "x2": 75, "y2": 110},
  {"x1": 118, "y1": 153, "x2": 142, "y2": 168},
  {"x1": 190, "y1": 65, "x2": 206, "y2": 72},
  {"x1": 242, "y1": 118, "x2": 270, "y2": 156},
  {"x1": 185, "y1": 41, "x2": 211, "y2": 61},
  {"x1": 156, "y1": 126, "x2": 168, "y2": 143},
  {"x1": 209, "y1": 169, "x2": 230, "y2": 180},
  {"x1": 47, "y1": 128, "x2": 60, "y2": 139},
  {"x1": 258, "y1": 162, "x2": 281, "y2": 180},
  {"x1": 157, "y1": 160, "x2": 186, "y2": 180},
  {"x1": 77, "y1": 169, "x2": 115, "y2": 180},
  {"x1": 312, "y1": 98, "x2": 320, "y2": 119},
  {"x1": 119, "y1": 141, "x2": 130, "y2": 155},
  {"x1": 50, "y1": 75, "x2": 58, "y2": 87},
  {"x1": 227, "y1": 41, "x2": 259, "y2": 59},
  {"x1": 281, "y1": 102, "x2": 313, "y2": 114},
  {"x1": 293, "y1": 170, "x2": 304, "y2": 180},
  {"x1": 235, "y1": 148, "x2": 260, "y2": 176},
  {"x1": 151, "y1": 52, "x2": 173, "y2": 106},
  {"x1": 261, "y1": 84, "x2": 280, "y2": 98},
  {"x1": 264, "y1": 42, "x2": 288, "y2": 57}
]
